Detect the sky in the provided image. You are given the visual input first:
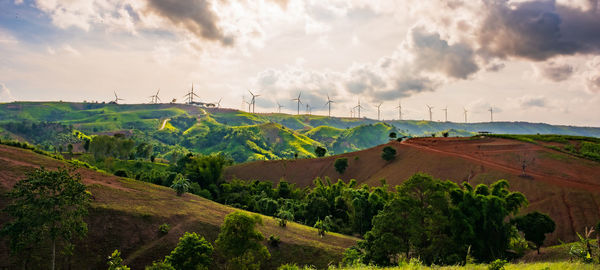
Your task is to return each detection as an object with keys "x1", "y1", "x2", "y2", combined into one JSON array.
[{"x1": 1, "y1": 0, "x2": 599, "y2": 126}]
